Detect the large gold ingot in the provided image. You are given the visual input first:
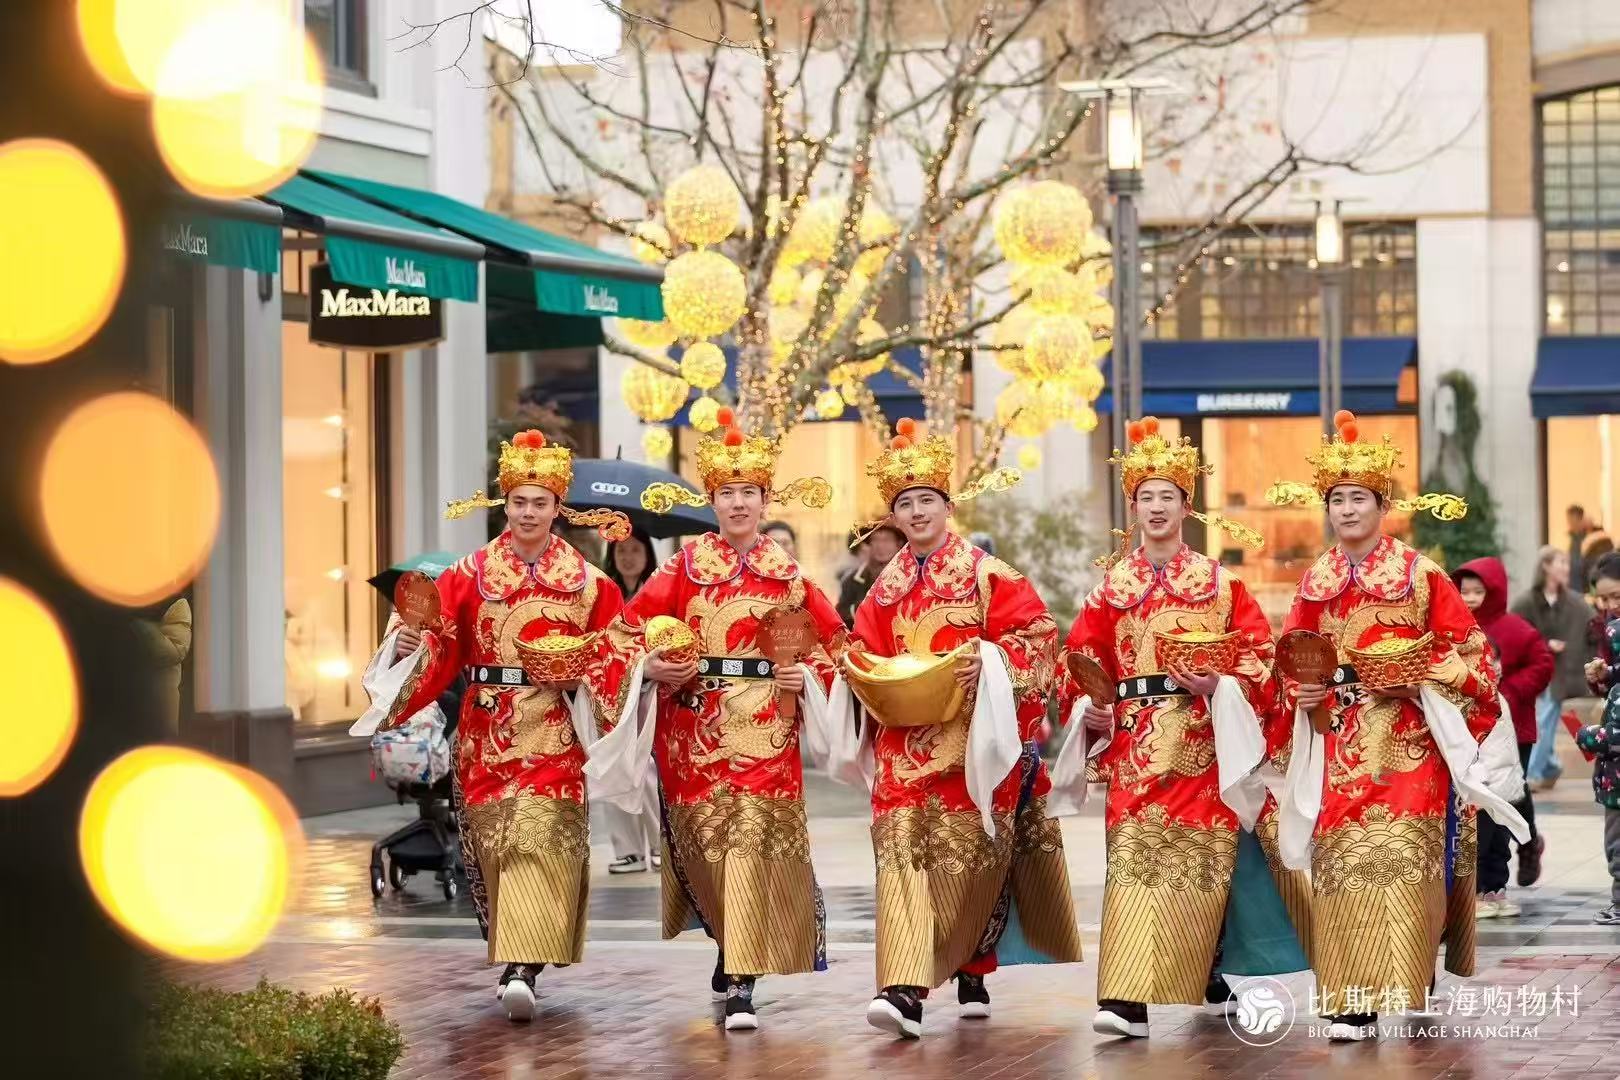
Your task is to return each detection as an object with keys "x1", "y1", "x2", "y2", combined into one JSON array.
[
  {"x1": 621, "y1": 364, "x2": 690, "y2": 423},
  {"x1": 1154, "y1": 629, "x2": 1240, "y2": 675},
  {"x1": 663, "y1": 164, "x2": 740, "y2": 248},
  {"x1": 843, "y1": 644, "x2": 973, "y2": 728},
  {"x1": 514, "y1": 629, "x2": 600, "y2": 684},
  {"x1": 646, "y1": 615, "x2": 698, "y2": 664},
  {"x1": 661, "y1": 250, "x2": 747, "y2": 339},
  {"x1": 1347, "y1": 632, "x2": 1434, "y2": 691},
  {"x1": 994, "y1": 181, "x2": 1093, "y2": 267}
]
